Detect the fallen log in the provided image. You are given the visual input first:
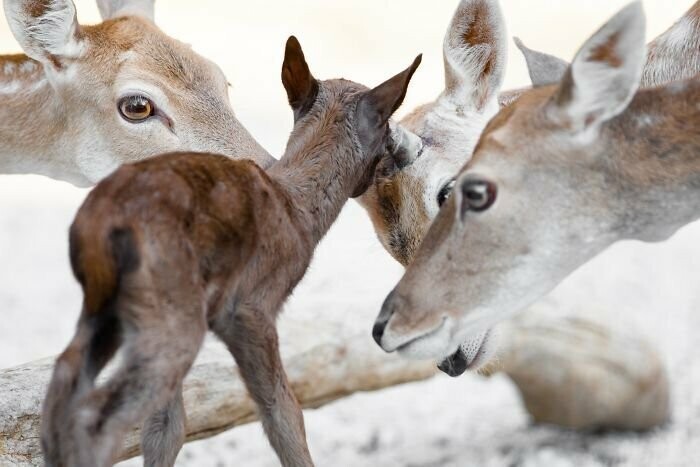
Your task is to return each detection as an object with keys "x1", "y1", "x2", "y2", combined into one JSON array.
[{"x1": 0, "y1": 303, "x2": 670, "y2": 465}]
